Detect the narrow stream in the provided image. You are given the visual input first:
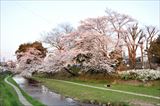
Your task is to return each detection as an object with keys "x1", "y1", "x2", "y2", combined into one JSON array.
[{"x1": 13, "y1": 75, "x2": 99, "y2": 106}]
